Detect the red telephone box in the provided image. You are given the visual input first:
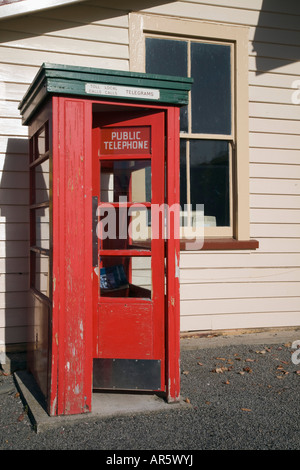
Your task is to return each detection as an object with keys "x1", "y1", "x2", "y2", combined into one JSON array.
[{"x1": 19, "y1": 64, "x2": 192, "y2": 416}]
